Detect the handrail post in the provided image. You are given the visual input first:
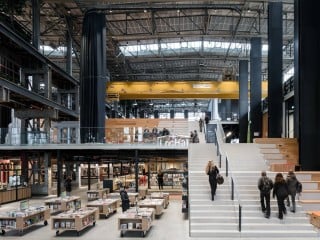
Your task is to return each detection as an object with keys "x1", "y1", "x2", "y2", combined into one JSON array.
[
  {"x1": 231, "y1": 178, "x2": 234, "y2": 200},
  {"x1": 239, "y1": 205, "x2": 242, "y2": 232},
  {"x1": 216, "y1": 142, "x2": 219, "y2": 156},
  {"x1": 225, "y1": 157, "x2": 228, "y2": 177}
]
